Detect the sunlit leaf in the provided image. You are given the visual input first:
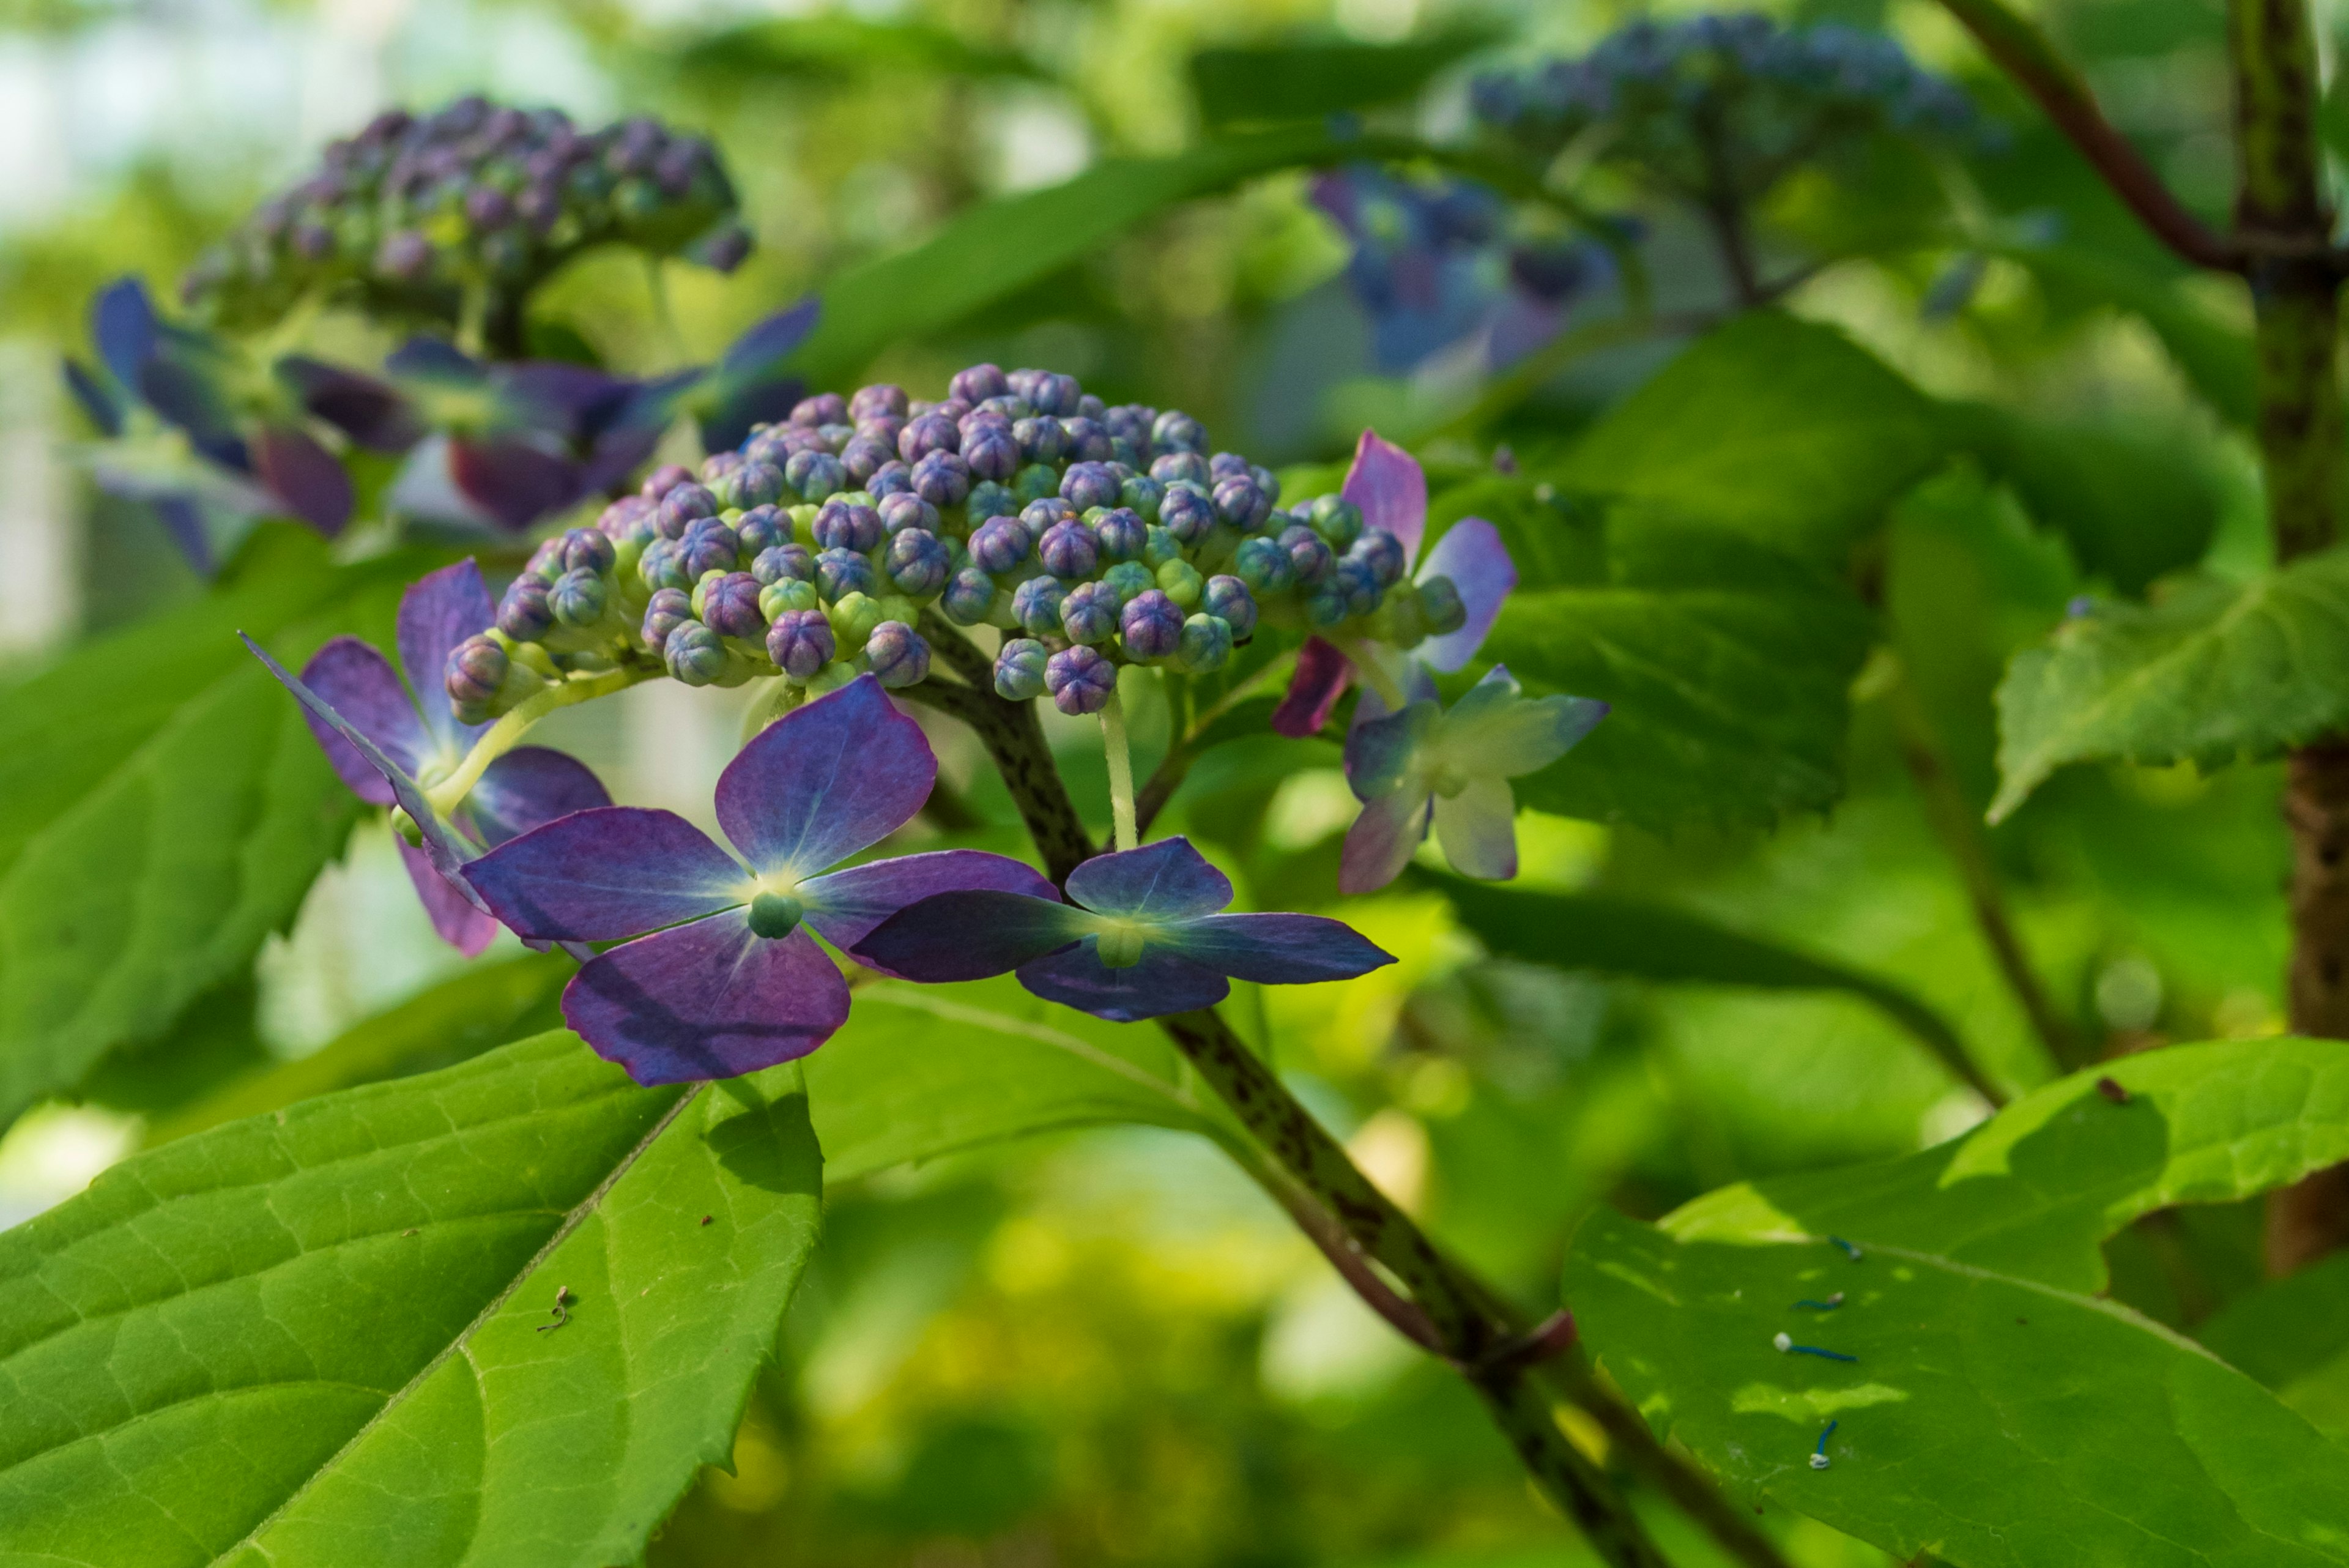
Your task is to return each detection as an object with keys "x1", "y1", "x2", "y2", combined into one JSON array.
[{"x1": 1189, "y1": 29, "x2": 1500, "y2": 129}]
